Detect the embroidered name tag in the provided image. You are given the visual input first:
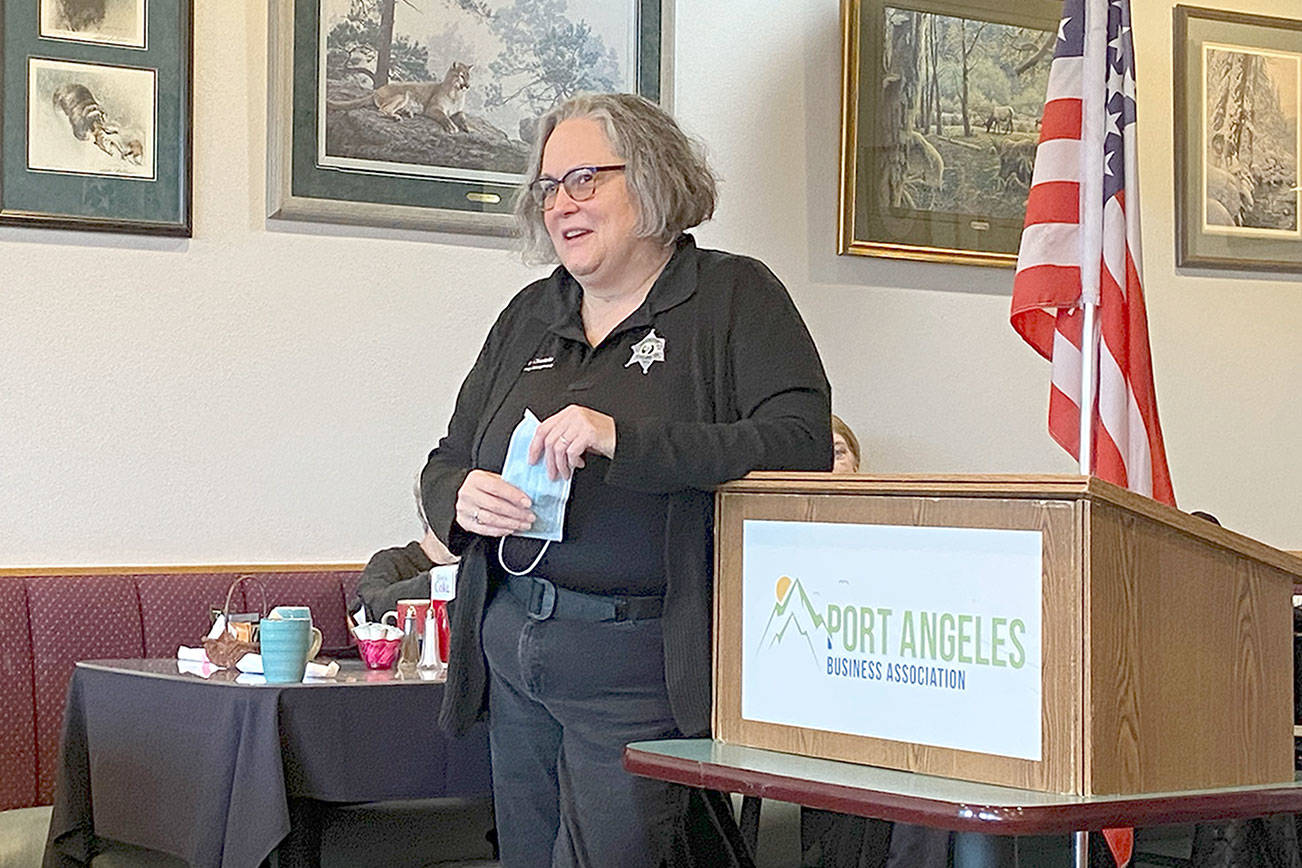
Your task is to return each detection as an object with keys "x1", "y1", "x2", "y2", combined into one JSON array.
[{"x1": 523, "y1": 356, "x2": 554, "y2": 372}]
